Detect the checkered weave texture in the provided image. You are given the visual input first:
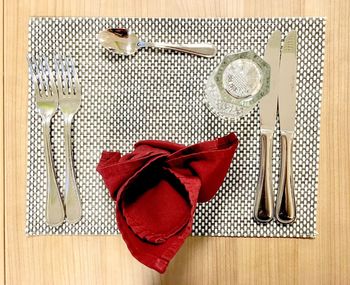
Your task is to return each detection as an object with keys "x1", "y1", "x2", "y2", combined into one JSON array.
[{"x1": 26, "y1": 17, "x2": 325, "y2": 237}]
